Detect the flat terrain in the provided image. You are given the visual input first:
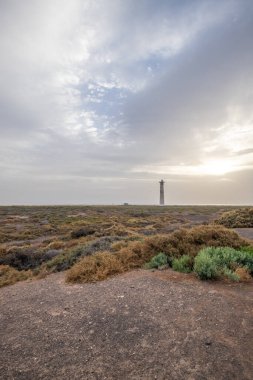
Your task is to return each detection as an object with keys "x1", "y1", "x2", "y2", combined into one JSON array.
[
  {"x1": 0, "y1": 205, "x2": 239, "y2": 248},
  {"x1": 0, "y1": 205, "x2": 230, "y2": 284},
  {"x1": 1, "y1": 205, "x2": 253, "y2": 379},
  {"x1": 0, "y1": 269, "x2": 252, "y2": 380}
]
